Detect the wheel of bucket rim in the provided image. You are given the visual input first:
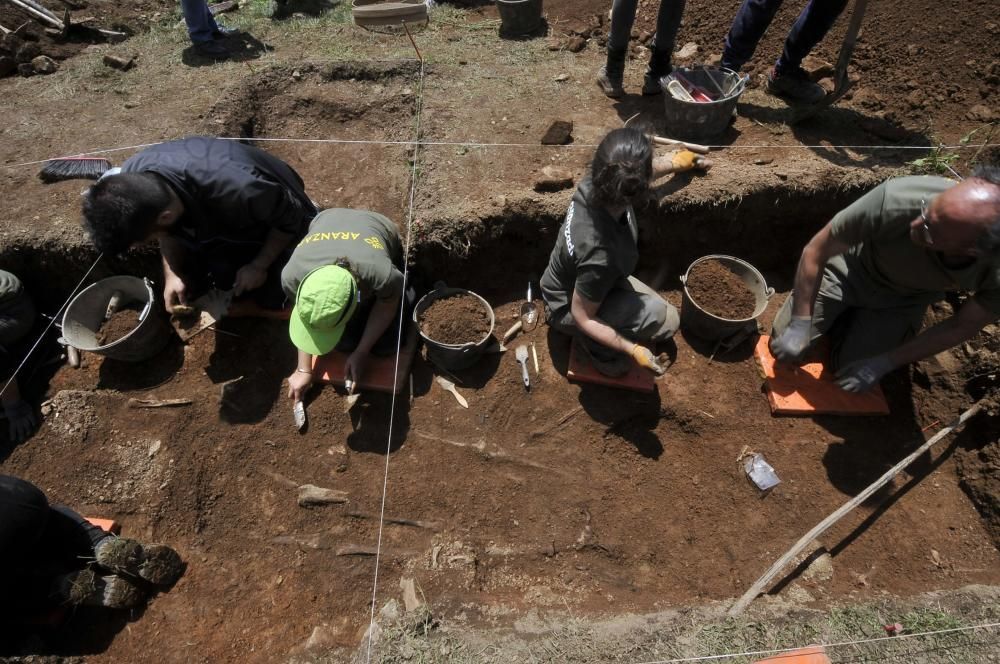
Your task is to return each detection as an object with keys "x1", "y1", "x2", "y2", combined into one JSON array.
[
  {"x1": 61, "y1": 276, "x2": 171, "y2": 362},
  {"x1": 413, "y1": 284, "x2": 496, "y2": 372},
  {"x1": 680, "y1": 254, "x2": 773, "y2": 343}
]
